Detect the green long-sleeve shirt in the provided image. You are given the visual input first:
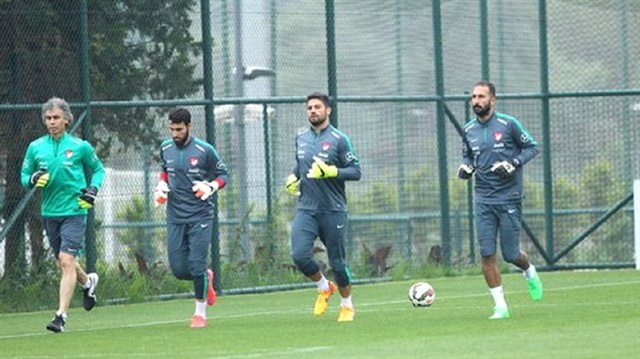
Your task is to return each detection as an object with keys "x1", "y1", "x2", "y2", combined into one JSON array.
[{"x1": 21, "y1": 132, "x2": 105, "y2": 217}]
